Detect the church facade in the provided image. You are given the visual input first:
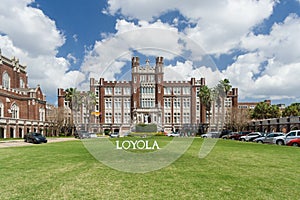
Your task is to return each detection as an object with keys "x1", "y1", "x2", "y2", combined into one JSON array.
[{"x1": 0, "y1": 50, "x2": 47, "y2": 138}]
